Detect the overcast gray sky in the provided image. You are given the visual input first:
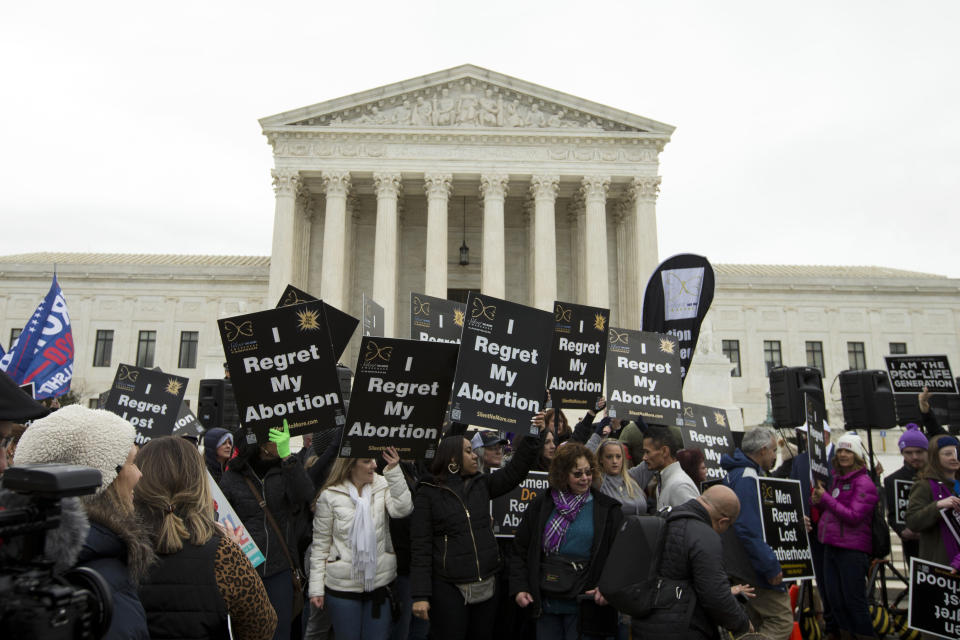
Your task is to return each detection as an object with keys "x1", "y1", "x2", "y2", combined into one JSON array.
[{"x1": 3, "y1": 1, "x2": 958, "y2": 277}]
